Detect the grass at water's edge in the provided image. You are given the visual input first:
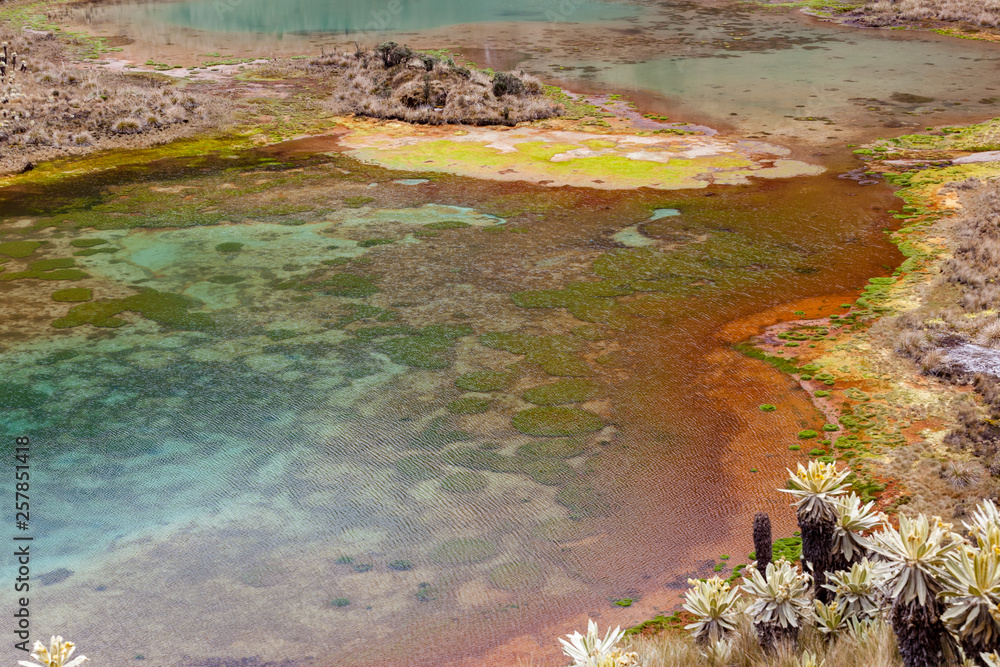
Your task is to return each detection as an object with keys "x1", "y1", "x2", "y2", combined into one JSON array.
[
  {"x1": 621, "y1": 119, "x2": 1000, "y2": 662},
  {"x1": 743, "y1": 0, "x2": 1000, "y2": 41}
]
